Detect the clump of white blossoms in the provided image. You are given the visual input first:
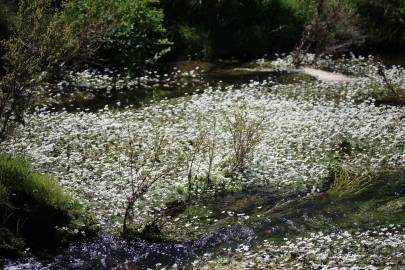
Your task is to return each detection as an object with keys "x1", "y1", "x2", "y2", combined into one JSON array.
[
  {"x1": 193, "y1": 225, "x2": 405, "y2": 270},
  {"x1": 1, "y1": 56, "x2": 404, "y2": 231}
]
